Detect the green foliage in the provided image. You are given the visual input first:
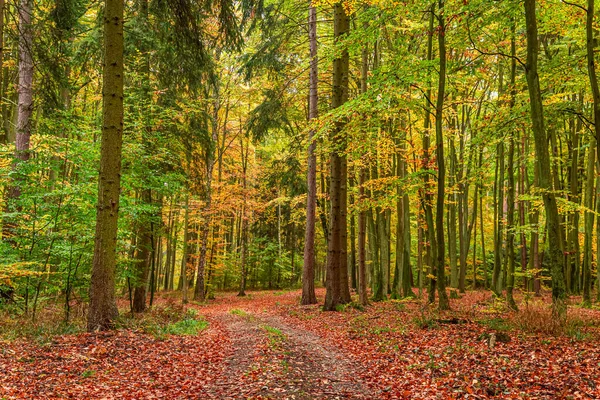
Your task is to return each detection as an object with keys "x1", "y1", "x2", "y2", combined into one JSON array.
[
  {"x1": 260, "y1": 323, "x2": 286, "y2": 347},
  {"x1": 138, "y1": 308, "x2": 208, "y2": 339}
]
